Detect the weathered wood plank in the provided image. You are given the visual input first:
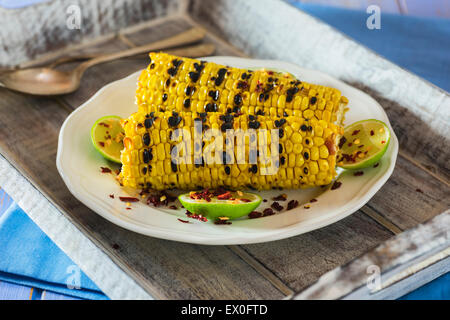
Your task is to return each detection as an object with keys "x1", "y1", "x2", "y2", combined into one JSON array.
[
  {"x1": 124, "y1": 15, "x2": 245, "y2": 57},
  {"x1": 0, "y1": 0, "x2": 181, "y2": 67},
  {"x1": 0, "y1": 80, "x2": 284, "y2": 300},
  {"x1": 241, "y1": 212, "x2": 393, "y2": 293},
  {"x1": 366, "y1": 155, "x2": 450, "y2": 231},
  {"x1": 291, "y1": 211, "x2": 450, "y2": 300}
]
